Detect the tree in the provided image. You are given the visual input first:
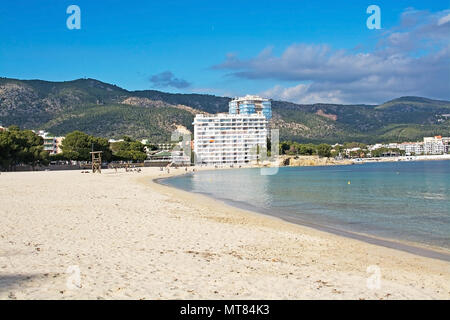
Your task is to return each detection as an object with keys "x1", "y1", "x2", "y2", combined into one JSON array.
[
  {"x1": 0, "y1": 127, "x2": 48, "y2": 170},
  {"x1": 298, "y1": 144, "x2": 316, "y2": 155},
  {"x1": 92, "y1": 136, "x2": 112, "y2": 161},
  {"x1": 61, "y1": 131, "x2": 112, "y2": 161},
  {"x1": 60, "y1": 131, "x2": 91, "y2": 161},
  {"x1": 370, "y1": 147, "x2": 404, "y2": 157},
  {"x1": 17, "y1": 130, "x2": 49, "y2": 168},
  {"x1": 331, "y1": 145, "x2": 344, "y2": 157},
  {"x1": 287, "y1": 144, "x2": 298, "y2": 155},
  {"x1": 111, "y1": 139, "x2": 147, "y2": 161},
  {"x1": 146, "y1": 143, "x2": 158, "y2": 151},
  {"x1": 316, "y1": 144, "x2": 332, "y2": 157},
  {"x1": 0, "y1": 130, "x2": 13, "y2": 169},
  {"x1": 343, "y1": 142, "x2": 367, "y2": 149},
  {"x1": 280, "y1": 141, "x2": 291, "y2": 155}
]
